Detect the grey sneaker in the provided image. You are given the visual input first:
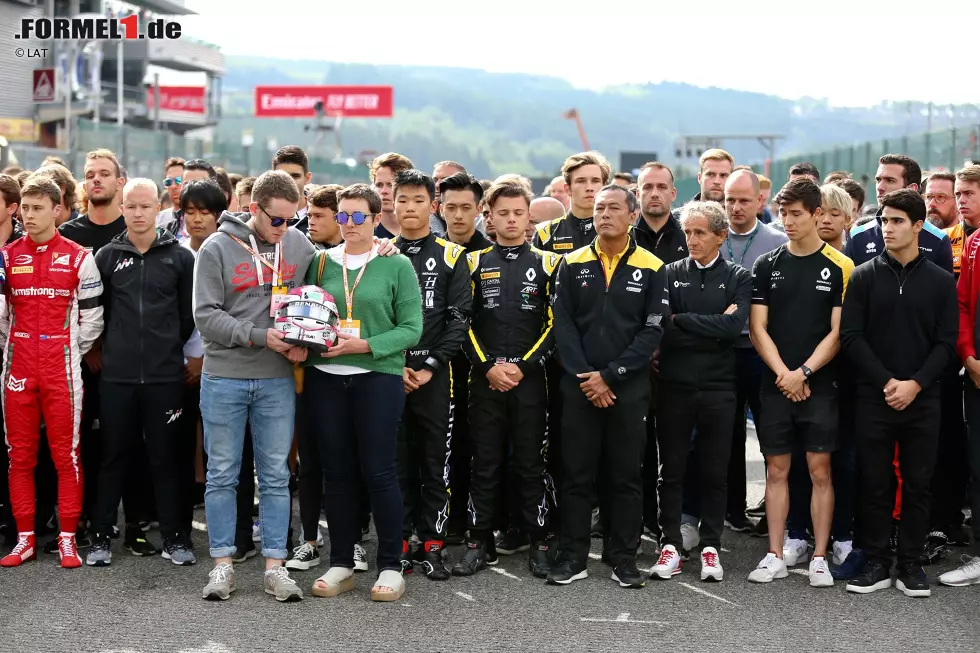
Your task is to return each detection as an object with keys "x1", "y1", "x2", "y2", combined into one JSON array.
[
  {"x1": 264, "y1": 565, "x2": 304, "y2": 602},
  {"x1": 85, "y1": 538, "x2": 112, "y2": 567},
  {"x1": 203, "y1": 563, "x2": 235, "y2": 601},
  {"x1": 162, "y1": 541, "x2": 197, "y2": 566}
]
